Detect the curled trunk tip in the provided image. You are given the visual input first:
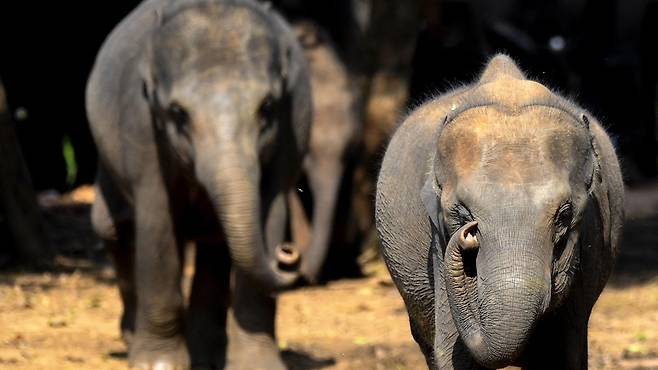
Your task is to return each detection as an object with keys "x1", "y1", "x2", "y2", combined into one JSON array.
[{"x1": 276, "y1": 243, "x2": 301, "y2": 271}]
